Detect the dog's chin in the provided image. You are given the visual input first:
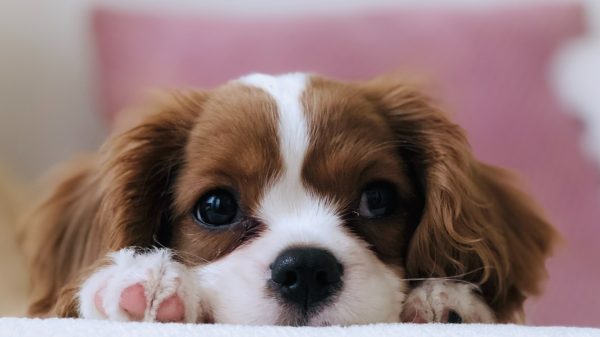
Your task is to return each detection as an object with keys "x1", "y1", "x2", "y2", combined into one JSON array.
[
  {"x1": 269, "y1": 292, "x2": 405, "y2": 326},
  {"x1": 209, "y1": 298, "x2": 402, "y2": 326},
  {"x1": 274, "y1": 304, "x2": 401, "y2": 327},
  {"x1": 274, "y1": 300, "x2": 338, "y2": 326},
  {"x1": 276, "y1": 307, "x2": 324, "y2": 326},
  {"x1": 203, "y1": 280, "x2": 405, "y2": 326}
]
